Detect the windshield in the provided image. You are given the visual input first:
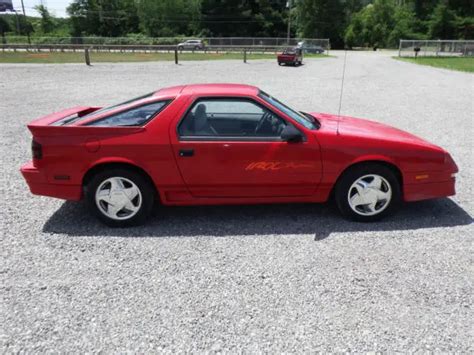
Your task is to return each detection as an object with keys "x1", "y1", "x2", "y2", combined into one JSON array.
[
  {"x1": 64, "y1": 92, "x2": 155, "y2": 125},
  {"x1": 283, "y1": 48, "x2": 296, "y2": 54},
  {"x1": 258, "y1": 91, "x2": 318, "y2": 130}
]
